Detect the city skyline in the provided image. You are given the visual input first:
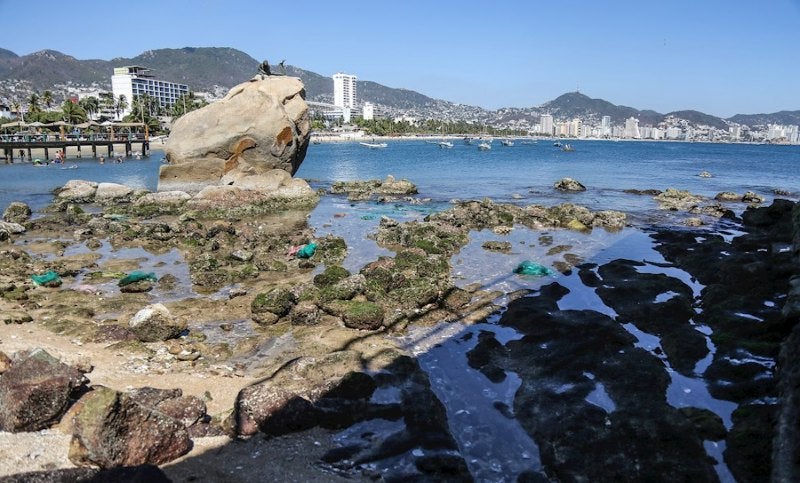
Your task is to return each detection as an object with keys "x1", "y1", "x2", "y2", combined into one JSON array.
[{"x1": 1, "y1": 0, "x2": 799, "y2": 118}]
